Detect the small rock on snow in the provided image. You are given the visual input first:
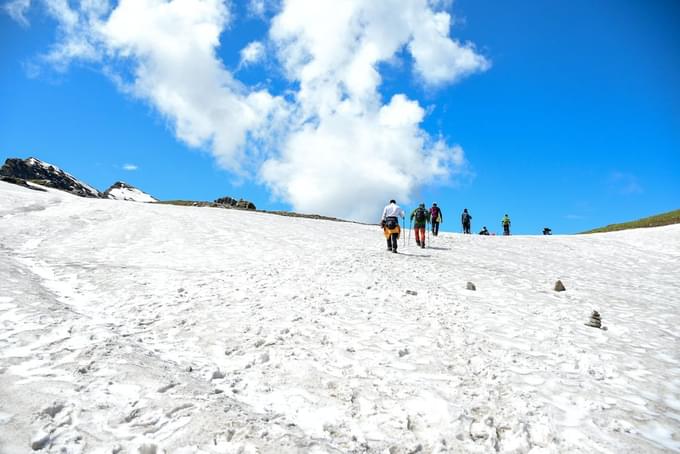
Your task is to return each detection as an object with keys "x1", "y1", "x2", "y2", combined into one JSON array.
[
  {"x1": 406, "y1": 290, "x2": 418, "y2": 296},
  {"x1": 30, "y1": 430, "x2": 50, "y2": 451},
  {"x1": 212, "y1": 370, "x2": 226, "y2": 380},
  {"x1": 466, "y1": 282, "x2": 476, "y2": 291},
  {"x1": 585, "y1": 310, "x2": 602, "y2": 328},
  {"x1": 554, "y1": 280, "x2": 566, "y2": 292}
]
